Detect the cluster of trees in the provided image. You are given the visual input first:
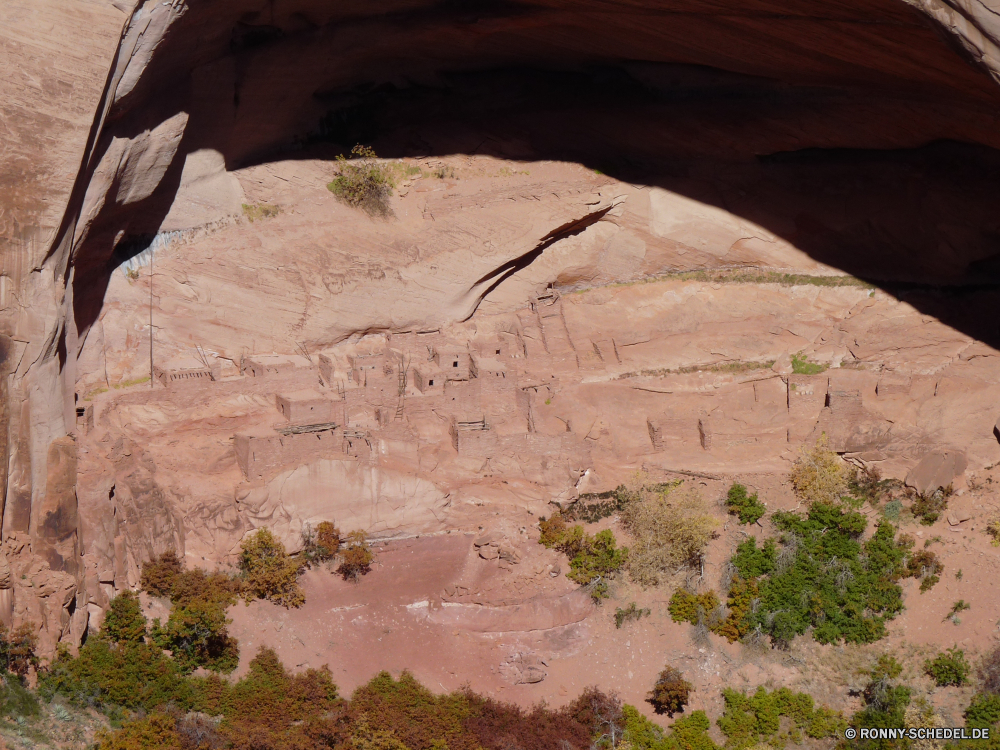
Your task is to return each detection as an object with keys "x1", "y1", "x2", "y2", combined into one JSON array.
[{"x1": 540, "y1": 477, "x2": 718, "y2": 601}]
